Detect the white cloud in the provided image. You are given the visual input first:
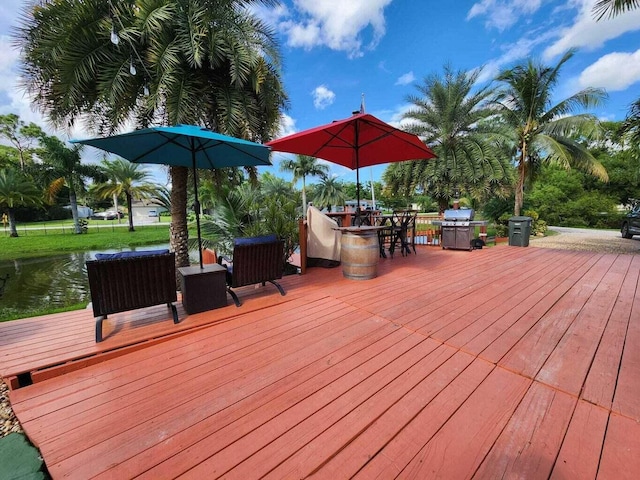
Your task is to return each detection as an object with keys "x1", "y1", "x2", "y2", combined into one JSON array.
[
  {"x1": 395, "y1": 71, "x2": 415, "y2": 86},
  {"x1": 276, "y1": 0, "x2": 393, "y2": 58},
  {"x1": 467, "y1": 0, "x2": 542, "y2": 31},
  {"x1": 312, "y1": 85, "x2": 335, "y2": 110},
  {"x1": 475, "y1": 32, "x2": 553, "y2": 83},
  {"x1": 578, "y1": 50, "x2": 640, "y2": 91},
  {"x1": 277, "y1": 113, "x2": 297, "y2": 137},
  {"x1": 544, "y1": 0, "x2": 640, "y2": 59}
]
